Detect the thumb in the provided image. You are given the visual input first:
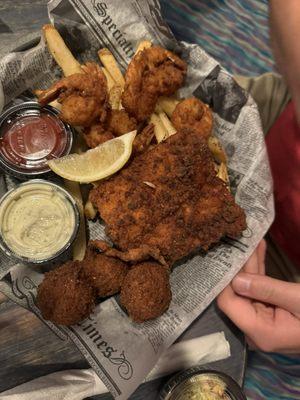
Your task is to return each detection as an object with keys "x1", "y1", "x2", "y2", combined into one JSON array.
[{"x1": 232, "y1": 272, "x2": 300, "y2": 315}]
